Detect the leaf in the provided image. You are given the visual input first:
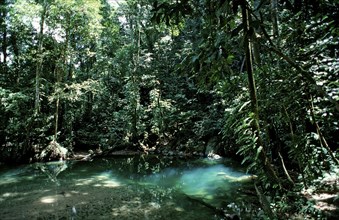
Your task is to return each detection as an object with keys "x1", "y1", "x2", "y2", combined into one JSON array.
[
  {"x1": 256, "y1": 146, "x2": 263, "y2": 160},
  {"x1": 238, "y1": 100, "x2": 251, "y2": 112},
  {"x1": 226, "y1": 54, "x2": 234, "y2": 64}
]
